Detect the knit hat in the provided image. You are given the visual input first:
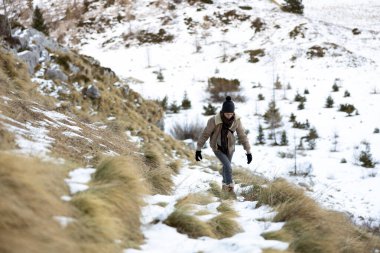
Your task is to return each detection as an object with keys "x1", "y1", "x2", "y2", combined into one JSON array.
[{"x1": 221, "y1": 96, "x2": 235, "y2": 113}]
